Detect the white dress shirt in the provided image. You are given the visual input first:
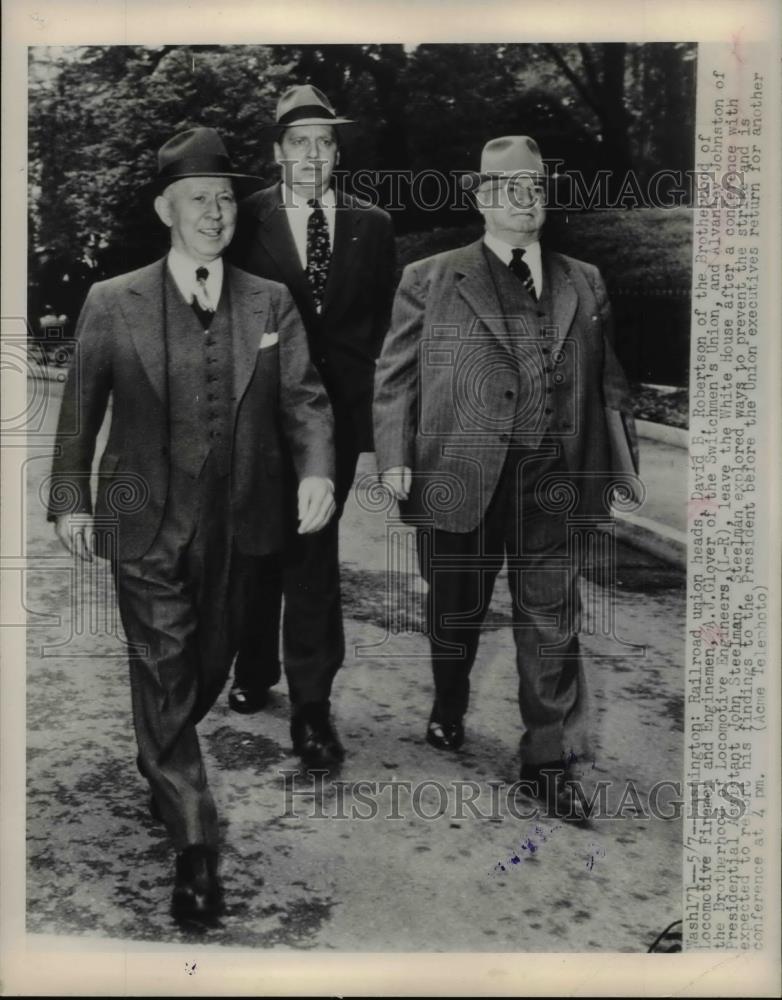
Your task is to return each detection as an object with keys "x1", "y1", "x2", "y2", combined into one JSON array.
[
  {"x1": 282, "y1": 186, "x2": 337, "y2": 270},
  {"x1": 483, "y1": 233, "x2": 543, "y2": 299},
  {"x1": 167, "y1": 248, "x2": 224, "y2": 309}
]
